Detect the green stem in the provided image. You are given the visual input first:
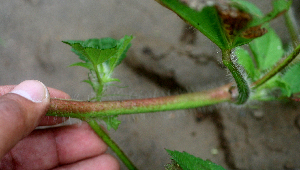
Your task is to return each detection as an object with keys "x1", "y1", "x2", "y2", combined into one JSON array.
[
  {"x1": 47, "y1": 84, "x2": 232, "y2": 118},
  {"x1": 90, "y1": 64, "x2": 137, "y2": 169},
  {"x1": 93, "y1": 64, "x2": 104, "y2": 96},
  {"x1": 86, "y1": 119, "x2": 138, "y2": 170},
  {"x1": 222, "y1": 49, "x2": 249, "y2": 104},
  {"x1": 252, "y1": 43, "x2": 300, "y2": 89},
  {"x1": 284, "y1": 9, "x2": 299, "y2": 48}
]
